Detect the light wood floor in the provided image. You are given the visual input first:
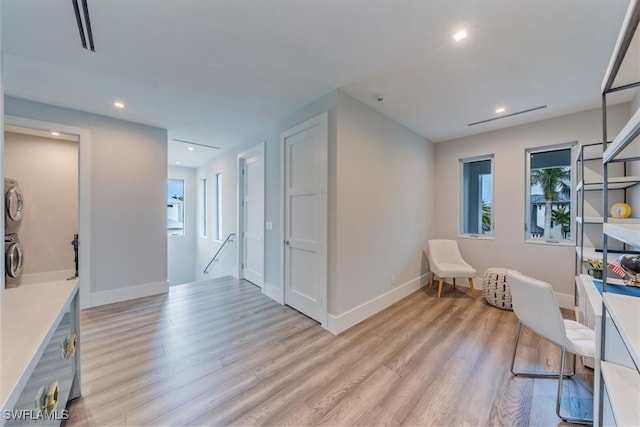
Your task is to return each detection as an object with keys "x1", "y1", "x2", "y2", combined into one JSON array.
[{"x1": 66, "y1": 276, "x2": 593, "y2": 427}]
